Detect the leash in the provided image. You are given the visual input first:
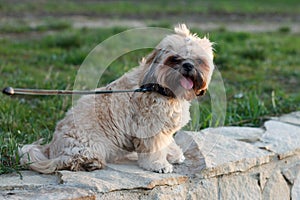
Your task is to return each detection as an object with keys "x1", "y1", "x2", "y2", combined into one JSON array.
[
  {"x1": 2, "y1": 86, "x2": 148, "y2": 96},
  {"x1": 2, "y1": 84, "x2": 175, "y2": 97}
]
